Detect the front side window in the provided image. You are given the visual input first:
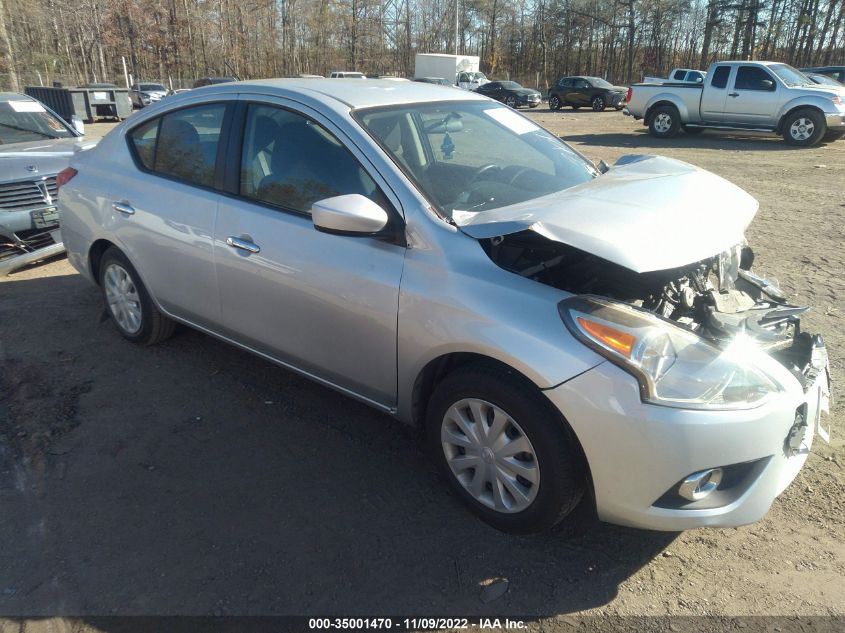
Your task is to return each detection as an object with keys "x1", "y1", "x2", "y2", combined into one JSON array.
[
  {"x1": 735, "y1": 66, "x2": 776, "y2": 91},
  {"x1": 356, "y1": 101, "x2": 596, "y2": 219},
  {"x1": 710, "y1": 66, "x2": 731, "y2": 89},
  {"x1": 239, "y1": 104, "x2": 380, "y2": 215},
  {"x1": 128, "y1": 103, "x2": 226, "y2": 187}
]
